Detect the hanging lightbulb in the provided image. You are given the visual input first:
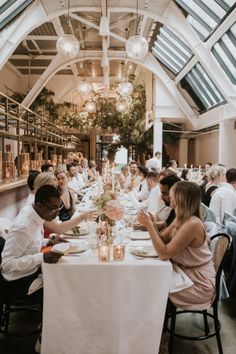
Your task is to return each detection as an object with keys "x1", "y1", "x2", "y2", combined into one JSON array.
[
  {"x1": 85, "y1": 100, "x2": 96, "y2": 113},
  {"x1": 126, "y1": 34, "x2": 148, "y2": 61},
  {"x1": 118, "y1": 81, "x2": 133, "y2": 96},
  {"x1": 77, "y1": 81, "x2": 92, "y2": 95},
  {"x1": 56, "y1": 34, "x2": 80, "y2": 58},
  {"x1": 116, "y1": 100, "x2": 127, "y2": 113}
]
